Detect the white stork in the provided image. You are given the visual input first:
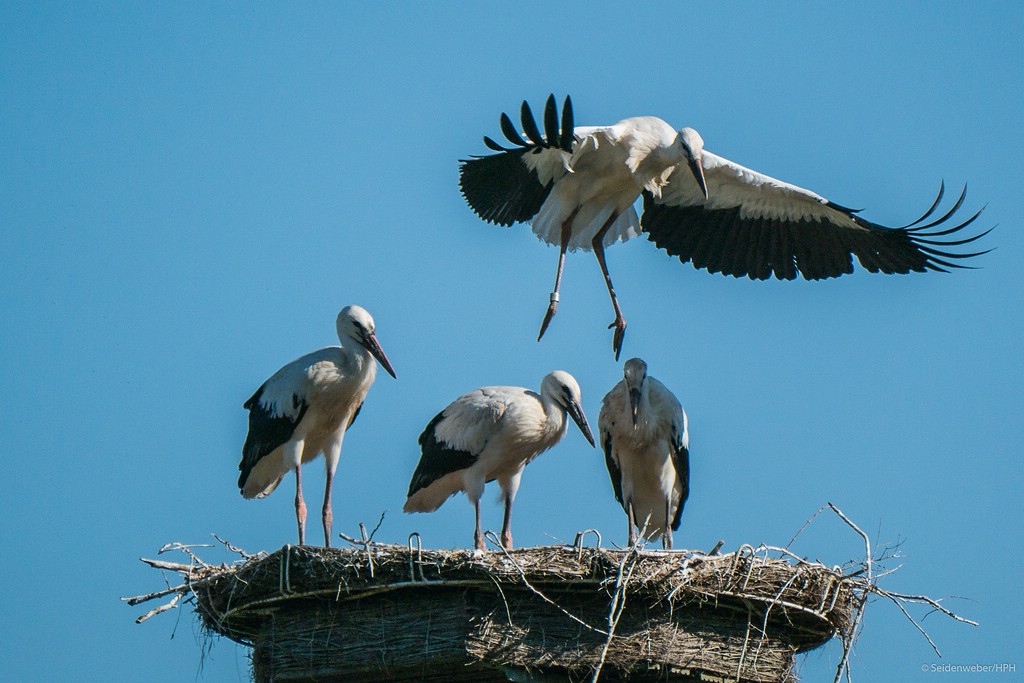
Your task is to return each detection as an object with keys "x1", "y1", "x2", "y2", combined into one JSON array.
[
  {"x1": 599, "y1": 358, "x2": 689, "y2": 549},
  {"x1": 459, "y1": 95, "x2": 991, "y2": 359},
  {"x1": 404, "y1": 371, "x2": 596, "y2": 551},
  {"x1": 238, "y1": 305, "x2": 396, "y2": 547}
]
